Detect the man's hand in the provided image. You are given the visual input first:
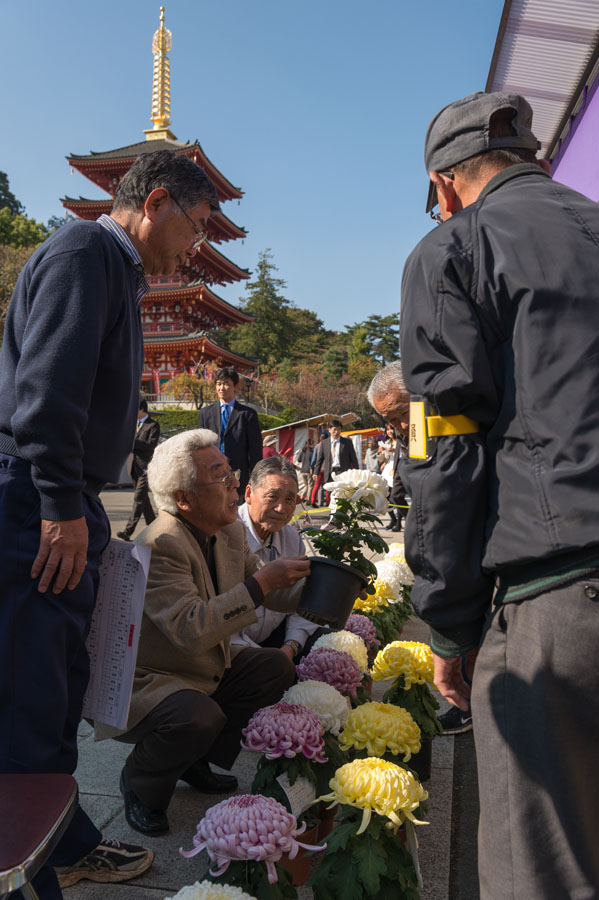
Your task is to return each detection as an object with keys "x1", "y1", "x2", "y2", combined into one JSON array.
[
  {"x1": 31, "y1": 517, "x2": 89, "y2": 595},
  {"x1": 280, "y1": 644, "x2": 296, "y2": 660},
  {"x1": 433, "y1": 647, "x2": 478, "y2": 711},
  {"x1": 253, "y1": 556, "x2": 311, "y2": 593}
]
